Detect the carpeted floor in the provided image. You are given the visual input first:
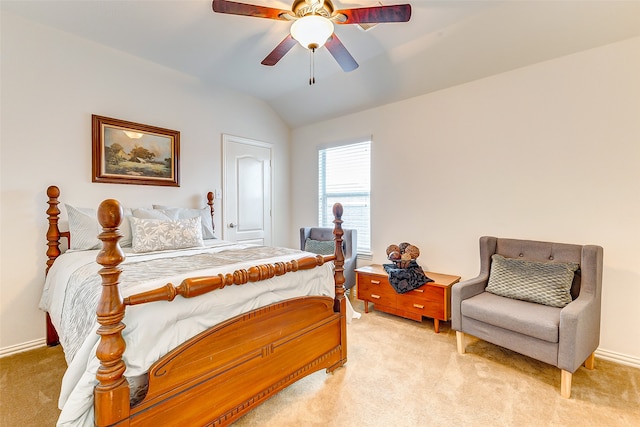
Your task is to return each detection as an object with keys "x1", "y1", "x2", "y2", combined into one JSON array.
[
  {"x1": 2, "y1": 299, "x2": 640, "y2": 426},
  {"x1": 0, "y1": 343, "x2": 65, "y2": 426}
]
